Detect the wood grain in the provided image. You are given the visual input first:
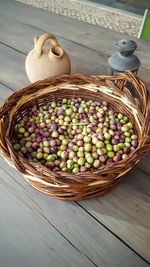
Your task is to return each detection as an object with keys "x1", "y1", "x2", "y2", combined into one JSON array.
[
  {"x1": 0, "y1": 156, "x2": 149, "y2": 267},
  {"x1": 0, "y1": 0, "x2": 150, "y2": 70},
  {"x1": 0, "y1": 42, "x2": 108, "y2": 90},
  {"x1": 0, "y1": 83, "x2": 13, "y2": 103},
  {"x1": 0, "y1": 10, "x2": 149, "y2": 87},
  {"x1": 0, "y1": 44, "x2": 28, "y2": 89},
  {"x1": 0, "y1": 168, "x2": 95, "y2": 267},
  {"x1": 79, "y1": 167, "x2": 150, "y2": 262}
]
